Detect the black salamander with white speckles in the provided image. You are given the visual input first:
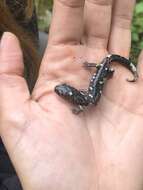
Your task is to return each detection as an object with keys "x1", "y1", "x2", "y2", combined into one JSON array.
[{"x1": 55, "y1": 54, "x2": 138, "y2": 114}]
